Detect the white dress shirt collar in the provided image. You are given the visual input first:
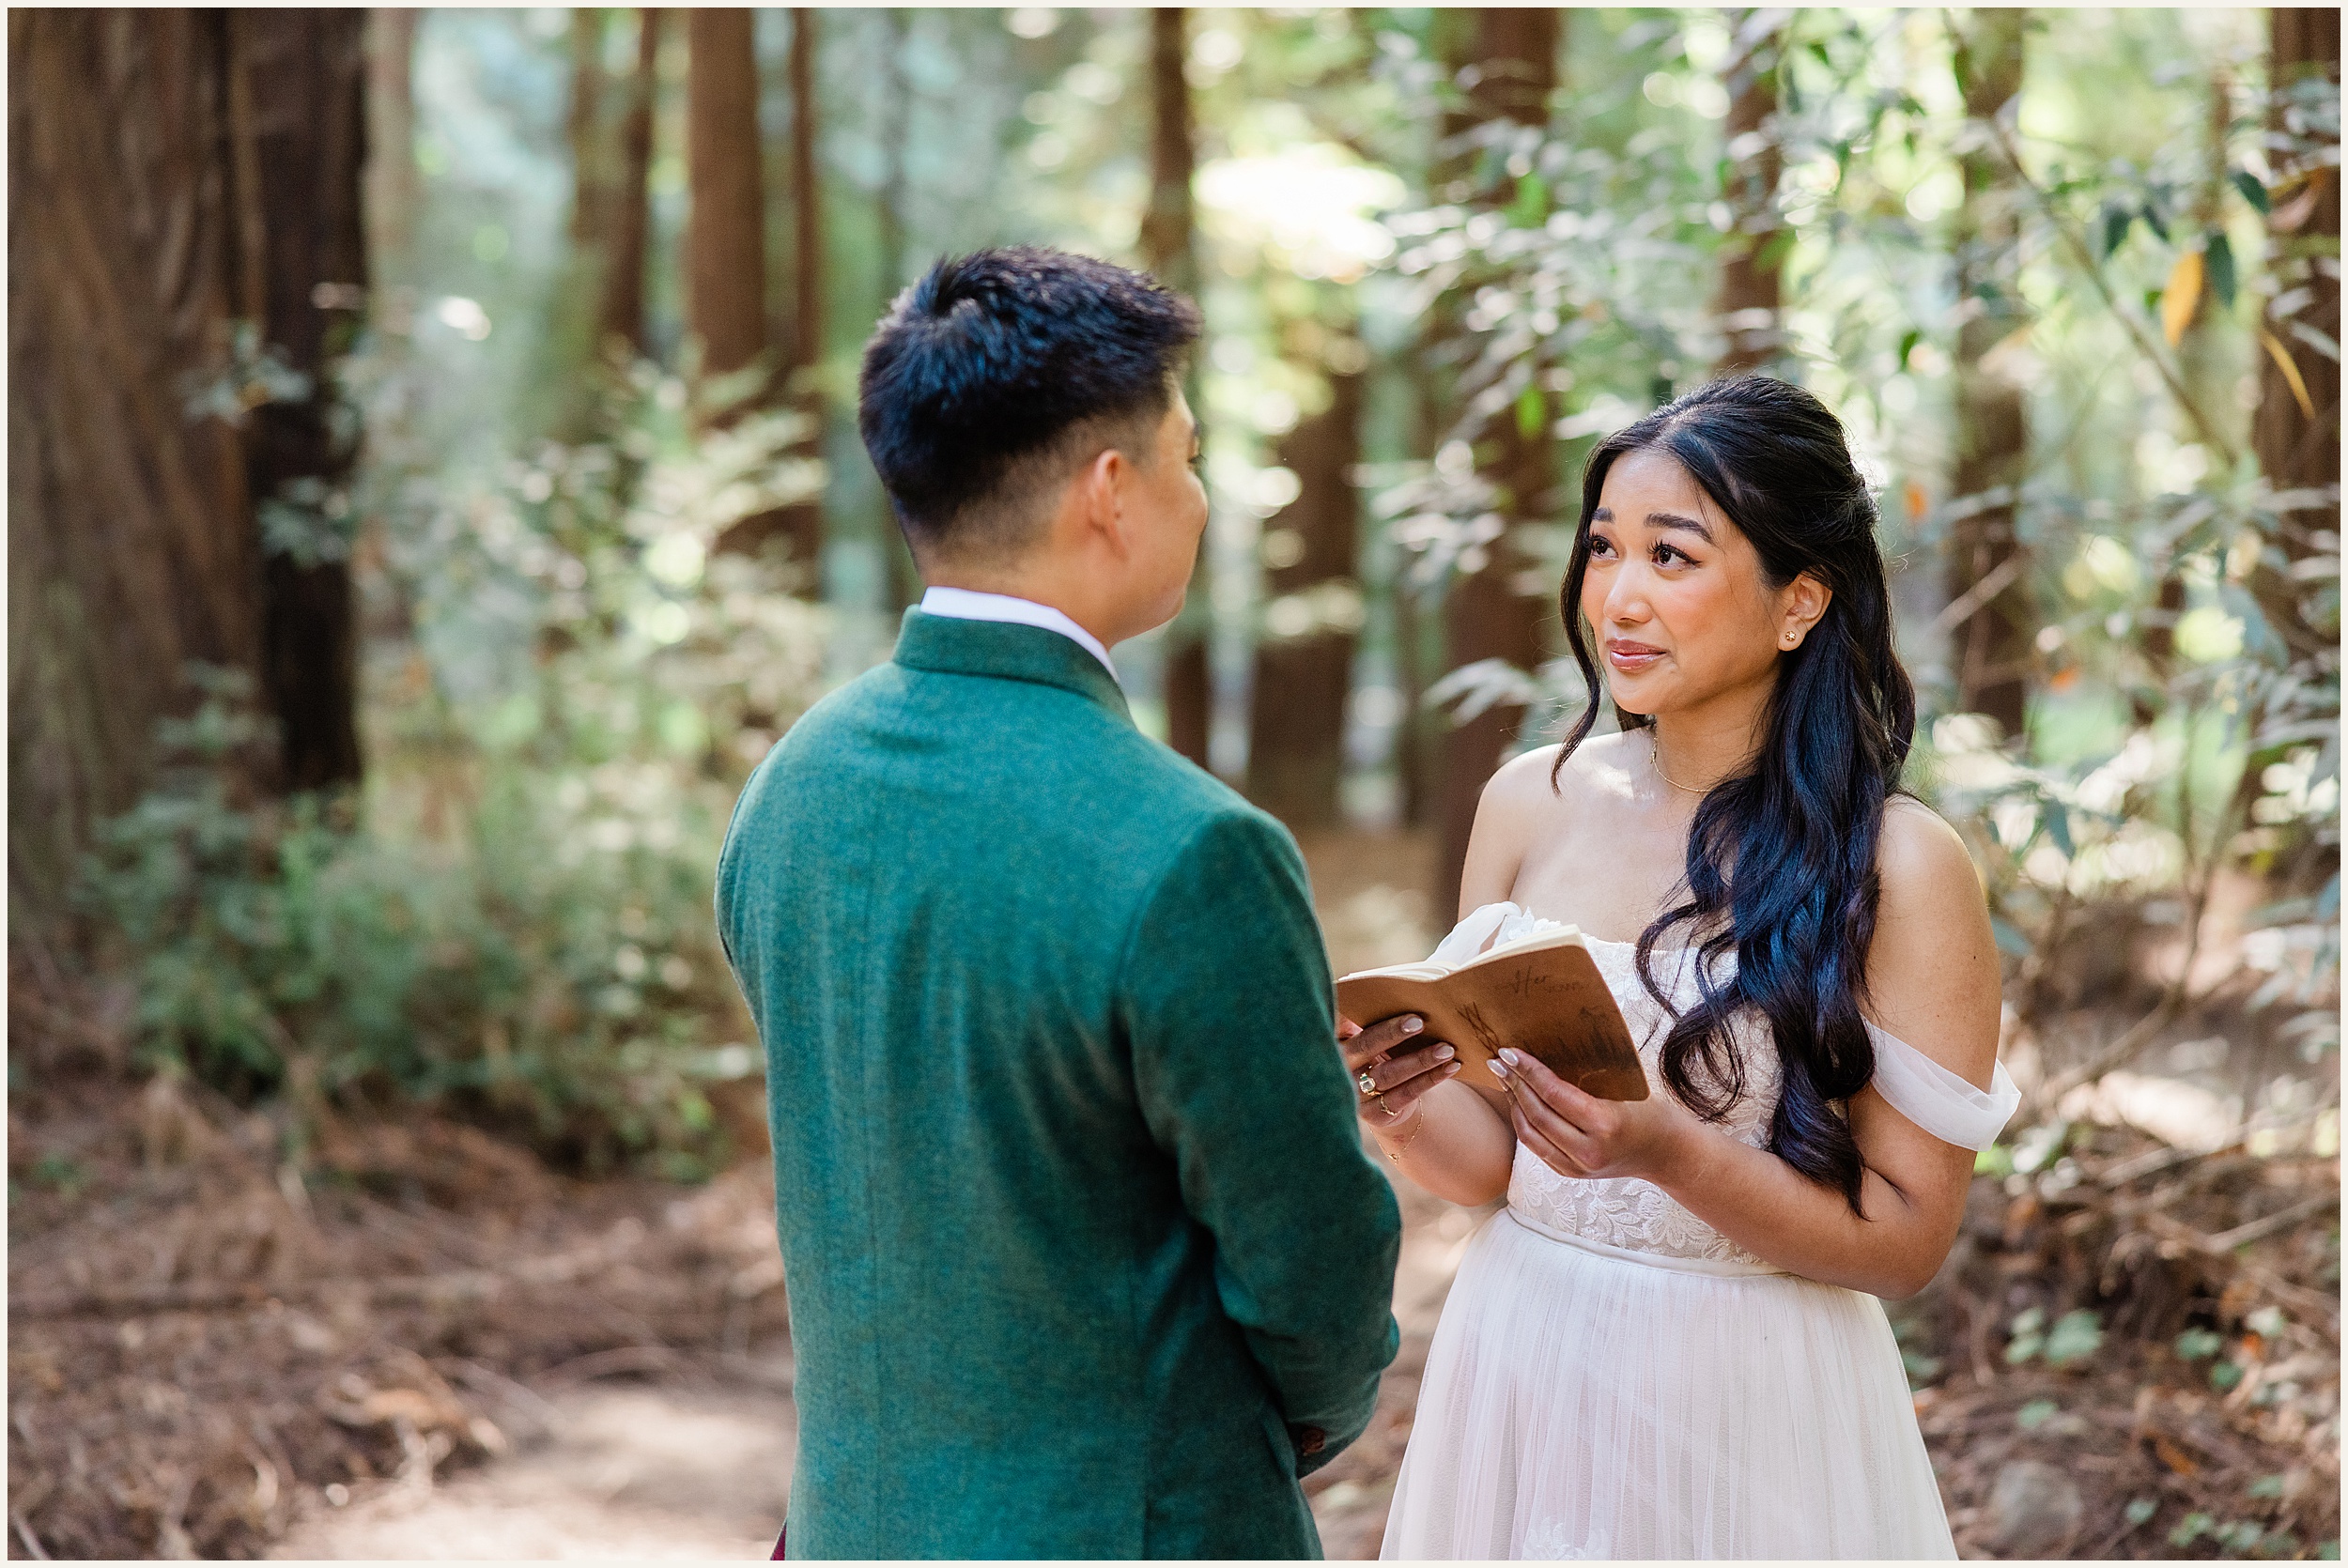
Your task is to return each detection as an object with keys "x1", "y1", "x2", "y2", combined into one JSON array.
[{"x1": 917, "y1": 586, "x2": 1120, "y2": 682}]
